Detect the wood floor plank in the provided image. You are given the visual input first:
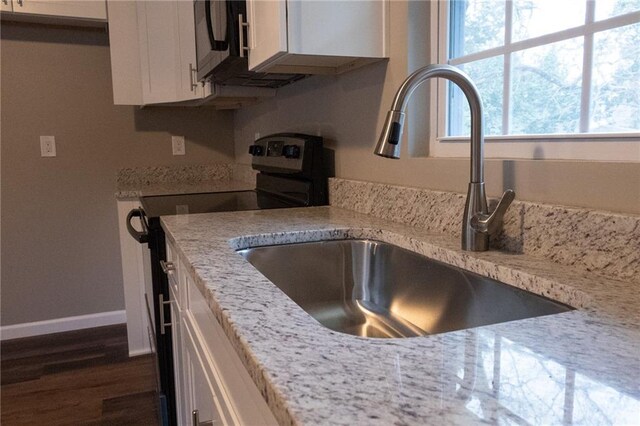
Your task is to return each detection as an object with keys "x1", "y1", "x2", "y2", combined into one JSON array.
[
  {"x1": 1, "y1": 325, "x2": 128, "y2": 360},
  {"x1": 99, "y1": 390, "x2": 159, "y2": 425},
  {"x1": 1, "y1": 325, "x2": 158, "y2": 426}
]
